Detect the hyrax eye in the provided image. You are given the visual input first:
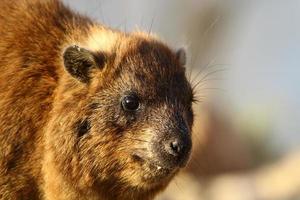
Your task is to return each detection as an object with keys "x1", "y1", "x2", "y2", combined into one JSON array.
[{"x1": 121, "y1": 94, "x2": 140, "y2": 111}]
